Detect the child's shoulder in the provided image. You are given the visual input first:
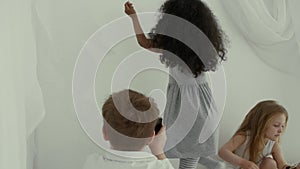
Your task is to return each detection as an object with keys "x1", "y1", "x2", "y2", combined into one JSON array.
[
  {"x1": 236, "y1": 131, "x2": 248, "y2": 136},
  {"x1": 221, "y1": 132, "x2": 247, "y2": 151},
  {"x1": 232, "y1": 132, "x2": 247, "y2": 143}
]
